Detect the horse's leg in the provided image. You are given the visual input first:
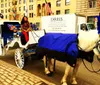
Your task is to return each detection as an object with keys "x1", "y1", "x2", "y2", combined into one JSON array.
[
  {"x1": 43, "y1": 55, "x2": 51, "y2": 75},
  {"x1": 48, "y1": 58, "x2": 54, "y2": 73},
  {"x1": 71, "y1": 58, "x2": 82, "y2": 84},
  {"x1": 61, "y1": 63, "x2": 71, "y2": 85}
]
